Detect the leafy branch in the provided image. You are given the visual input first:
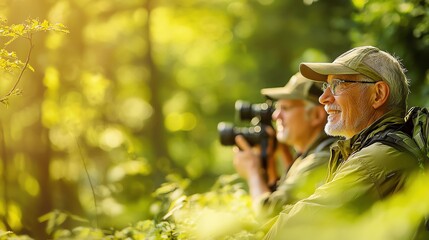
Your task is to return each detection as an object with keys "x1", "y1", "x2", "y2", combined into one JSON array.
[{"x1": 0, "y1": 18, "x2": 69, "y2": 105}]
